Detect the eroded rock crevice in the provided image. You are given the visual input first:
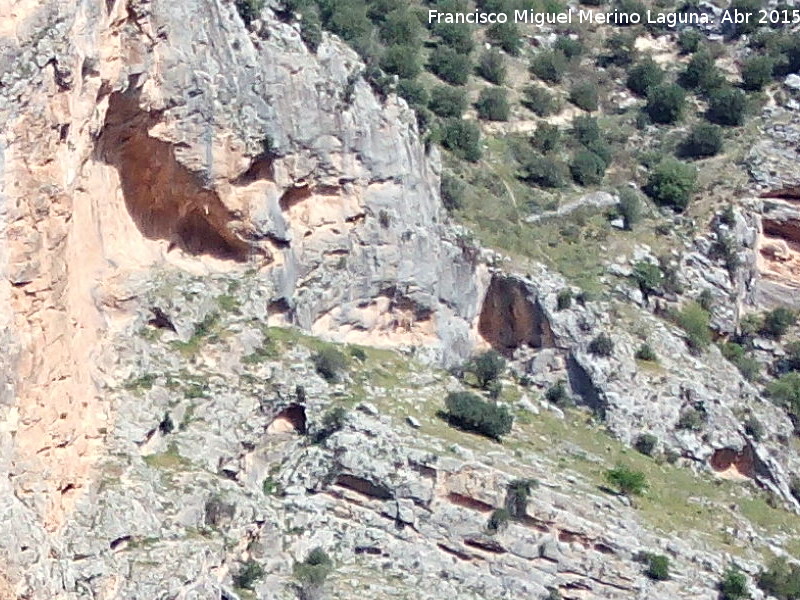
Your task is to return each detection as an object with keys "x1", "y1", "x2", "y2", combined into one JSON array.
[
  {"x1": 478, "y1": 275, "x2": 554, "y2": 357},
  {"x1": 96, "y1": 87, "x2": 253, "y2": 262}
]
